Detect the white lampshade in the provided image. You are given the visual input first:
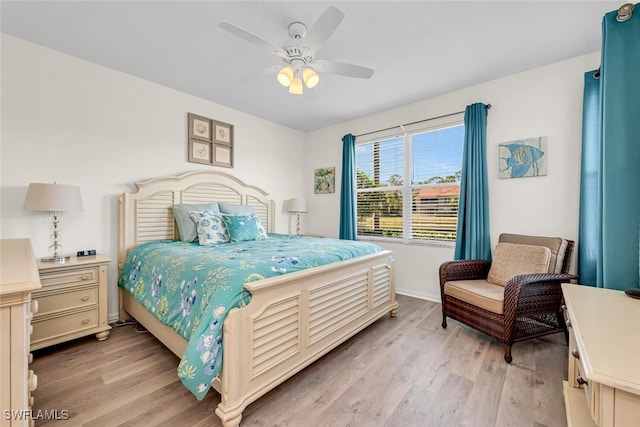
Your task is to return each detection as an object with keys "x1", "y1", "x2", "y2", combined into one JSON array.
[
  {"x1": 288, "y1": 77, "x2": 303, "y2": 95},
  {"x1": 24, "y1": 183, "x2": 83, "y2": 212},
  {"x1": 302, "y1": 67, "x2": 319, "y2": 88},
  {"x1": 288, "y1": 198, "x2": 308, "y2": 213},
  {"x1": 277, "y1": 66, "x2": 294, "y2": 87}
]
